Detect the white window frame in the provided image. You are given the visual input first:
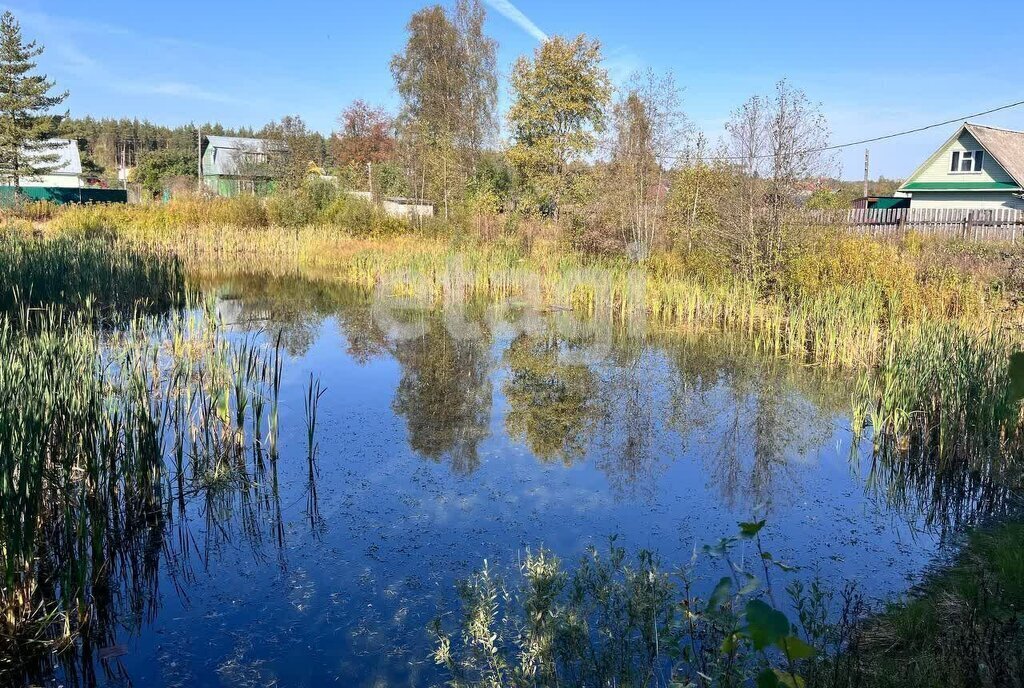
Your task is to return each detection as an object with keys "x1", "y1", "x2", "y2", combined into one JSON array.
[{"x1": 950, "y1": 149, "x2": 983, "y2": 174}]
